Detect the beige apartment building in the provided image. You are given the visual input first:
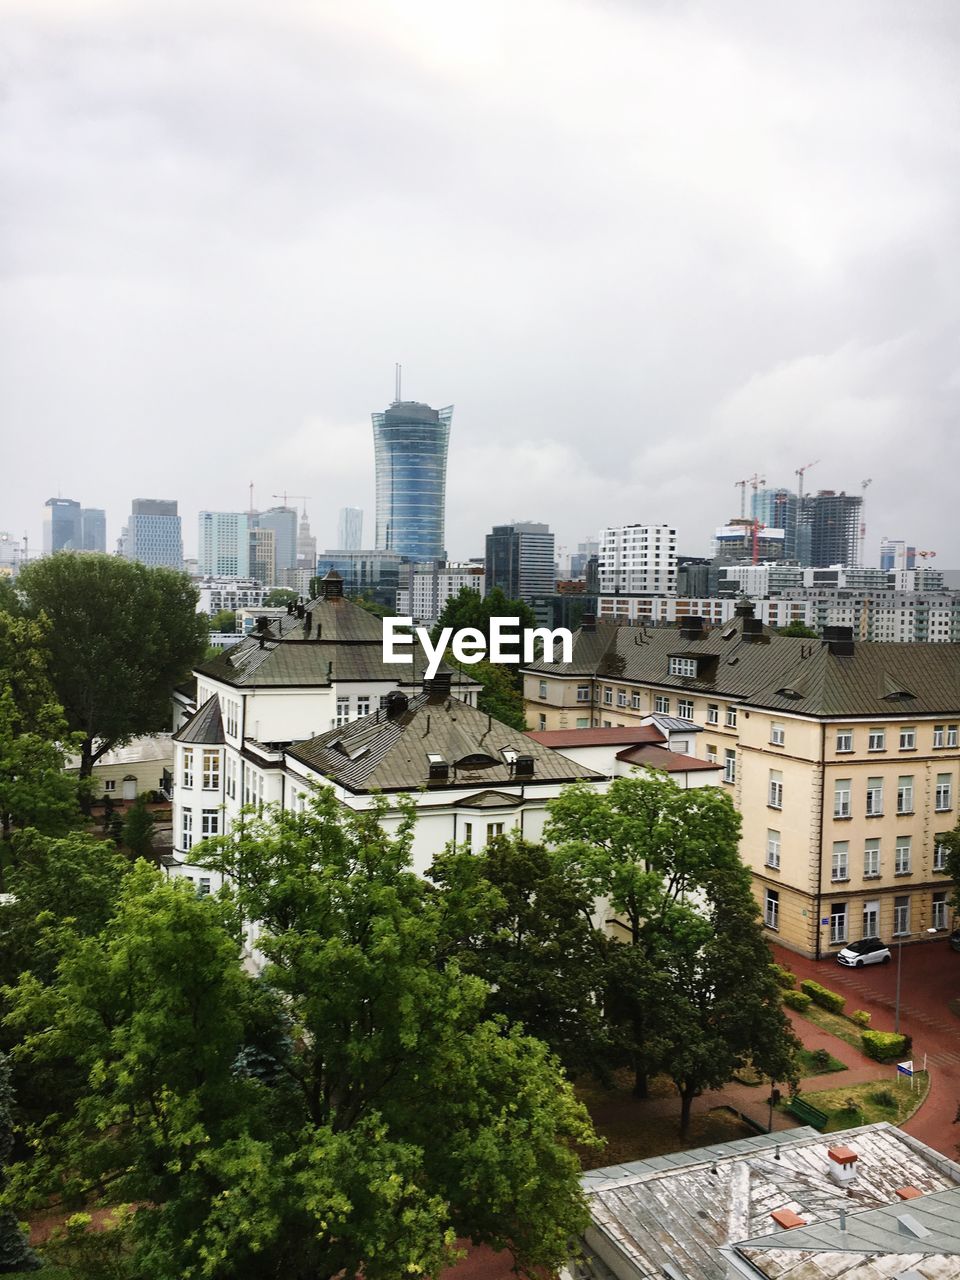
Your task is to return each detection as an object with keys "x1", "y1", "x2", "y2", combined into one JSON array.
[{"x1": 522, "y1": 605, "x2": 960, "y2": 958}]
